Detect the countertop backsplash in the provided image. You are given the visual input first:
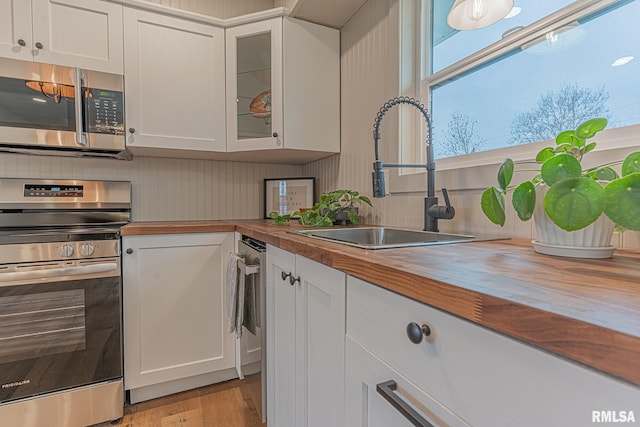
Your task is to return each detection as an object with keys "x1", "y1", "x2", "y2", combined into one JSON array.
[{"x1": 0, "y1": 153, "x2": 302, "y2": 222}]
